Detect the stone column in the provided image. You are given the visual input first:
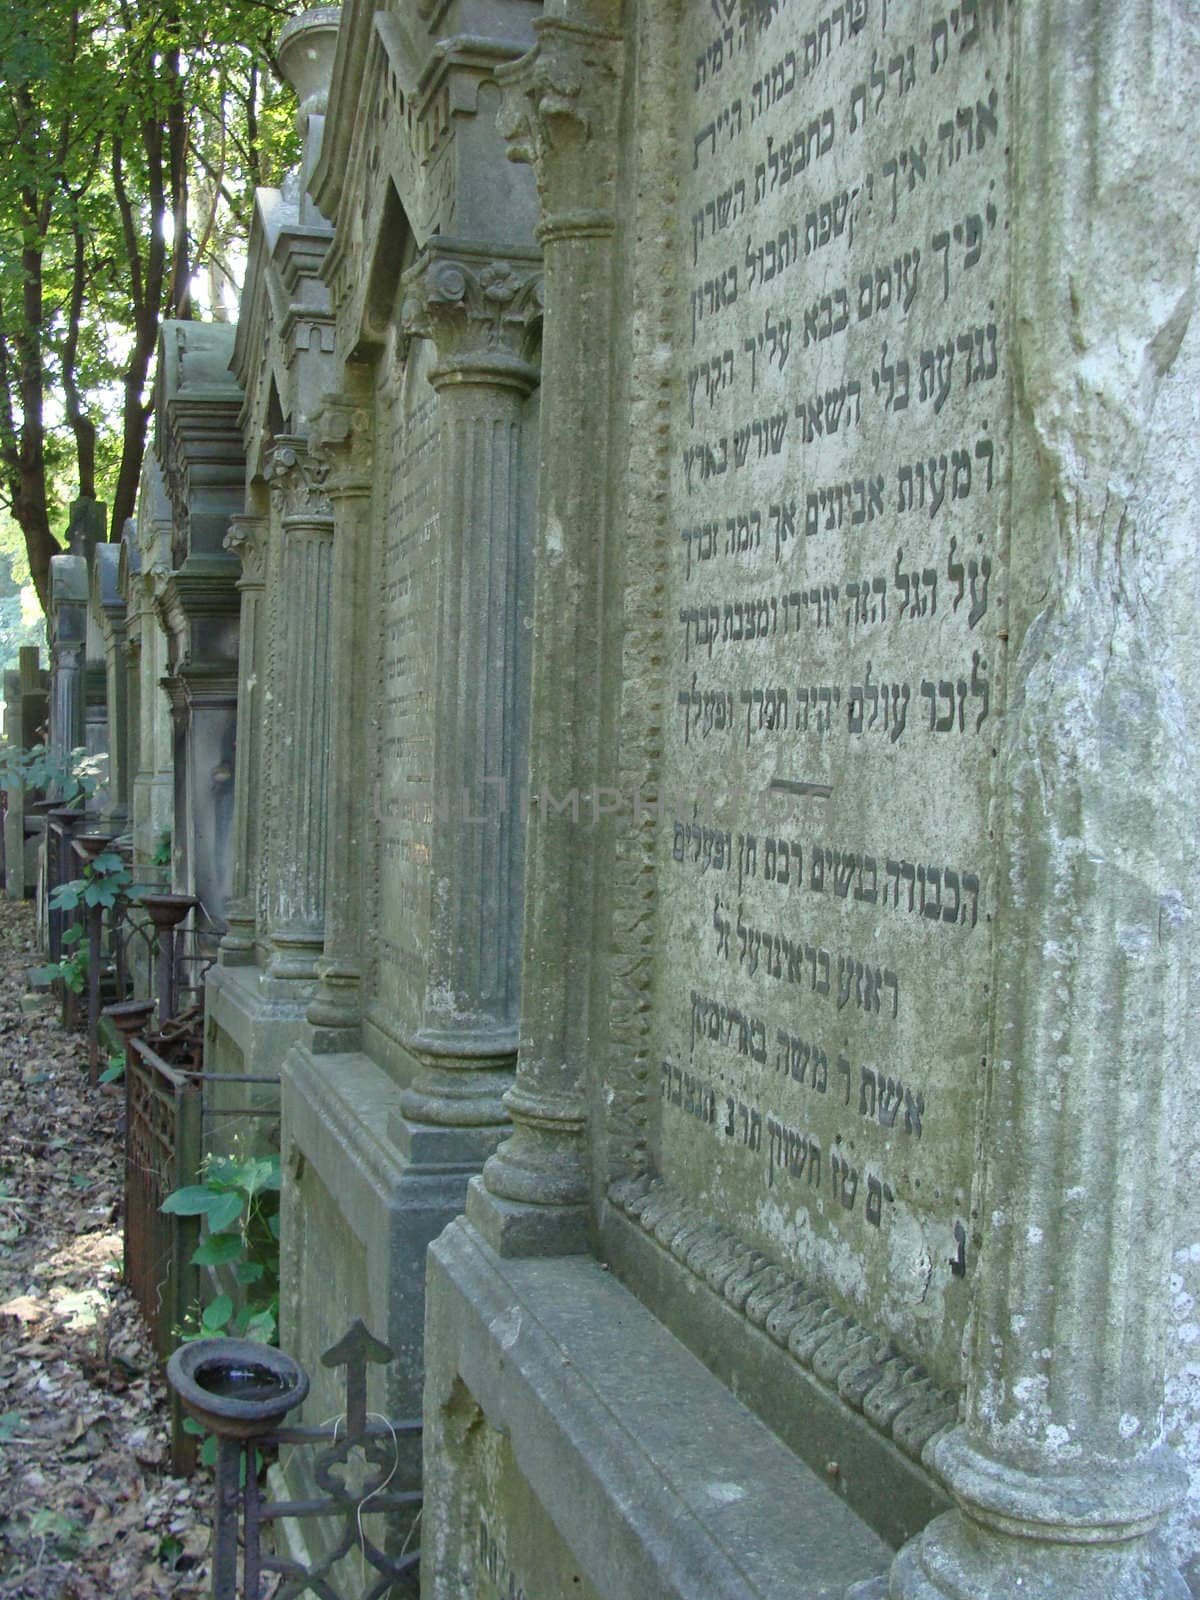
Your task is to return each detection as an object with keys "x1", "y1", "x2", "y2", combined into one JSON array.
[
  {"x1": 304, "y1": 388, "x2": 373, "y2": 1050},
  {"x1": 467, "y1": 6, "x2": 624, "y2": 1256},
  {"x1": 48, "y1": 555, "x2": 88, "y2": 798},
  {"x1": 889, "y1": 5, "x2": 1198, "y2": 1598},
  {"x1": 219, "y1": 515, "x2": 268, "y2": 966},
  {"x1": 261, "y1": 440, "x2": 334, "y2": 987},
  {"x1": 392, "y1": 242, "x2": 540, "y2": 1136},
  {"x1": 94, "y1": 546, "x2": 131, "y2": 831}
]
